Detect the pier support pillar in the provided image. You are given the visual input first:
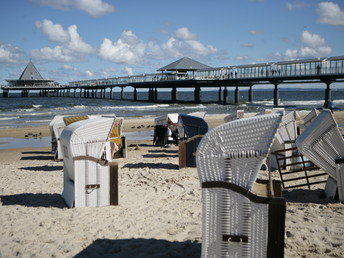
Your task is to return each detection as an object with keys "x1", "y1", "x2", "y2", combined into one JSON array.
[
  {"x1": 325, "y1": 82, "x2": 332, "y2": 102},
  {"x1": 171, "y1": 87, "x2": 177, "y2": 102},
  {"x1": 110, "y1": 88, "x2": 113, "y2": 99},
  {"x1": 194, "y1": 86, "x2": 201, "y2": 103},
  {"x1": 223, "y1": 87, "x2": 228, "y2": 104},
  {"x1": 248, "y1": 86, "x2": 253, "y2": 102},
  {"x1": 154, "y1": 88, "x2": 158, "y2": 102},
  {"x1": 133, "y1": 88, "x2": 137, "y2": 101},
  {"x1": 234, "y1": 86, "x2": 239, "y2": 104},
  {"x1": 91, "y1": 90, "x2": 94, "y2": 98},
  {"x1": 3, "y1": 90, "x2": 9, "y2": 97},
  {"x1": 218, "y1": 87, "x2": 222, "y2": 103},
  {"x1": 74, "y1": 89, "x2": 76, "y2": 98},
  {"x1": 273, "y1": 84, "x2": 279, "y2": 106},
  {"x1": 121, "y1": 87, "x2": 124, "y2": 100},
  {"x1": 148, "y1": 88, "x2": 153, "y2": 101}
]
